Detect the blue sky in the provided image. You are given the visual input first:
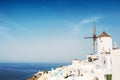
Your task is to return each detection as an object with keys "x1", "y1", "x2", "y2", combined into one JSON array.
[{"x1": 0, "y1": 0, "x2": 120, "y2": 63}]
